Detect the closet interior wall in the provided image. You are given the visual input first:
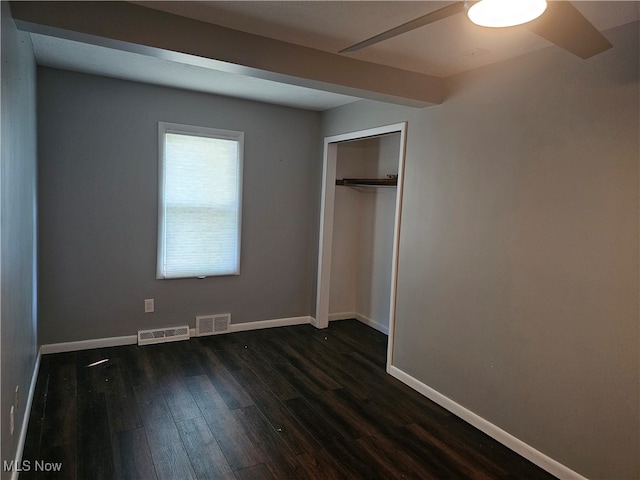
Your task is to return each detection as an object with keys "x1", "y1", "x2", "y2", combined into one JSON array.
[{"x1": 329, "y1": 133, "x2": 400, "y2": 334}]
